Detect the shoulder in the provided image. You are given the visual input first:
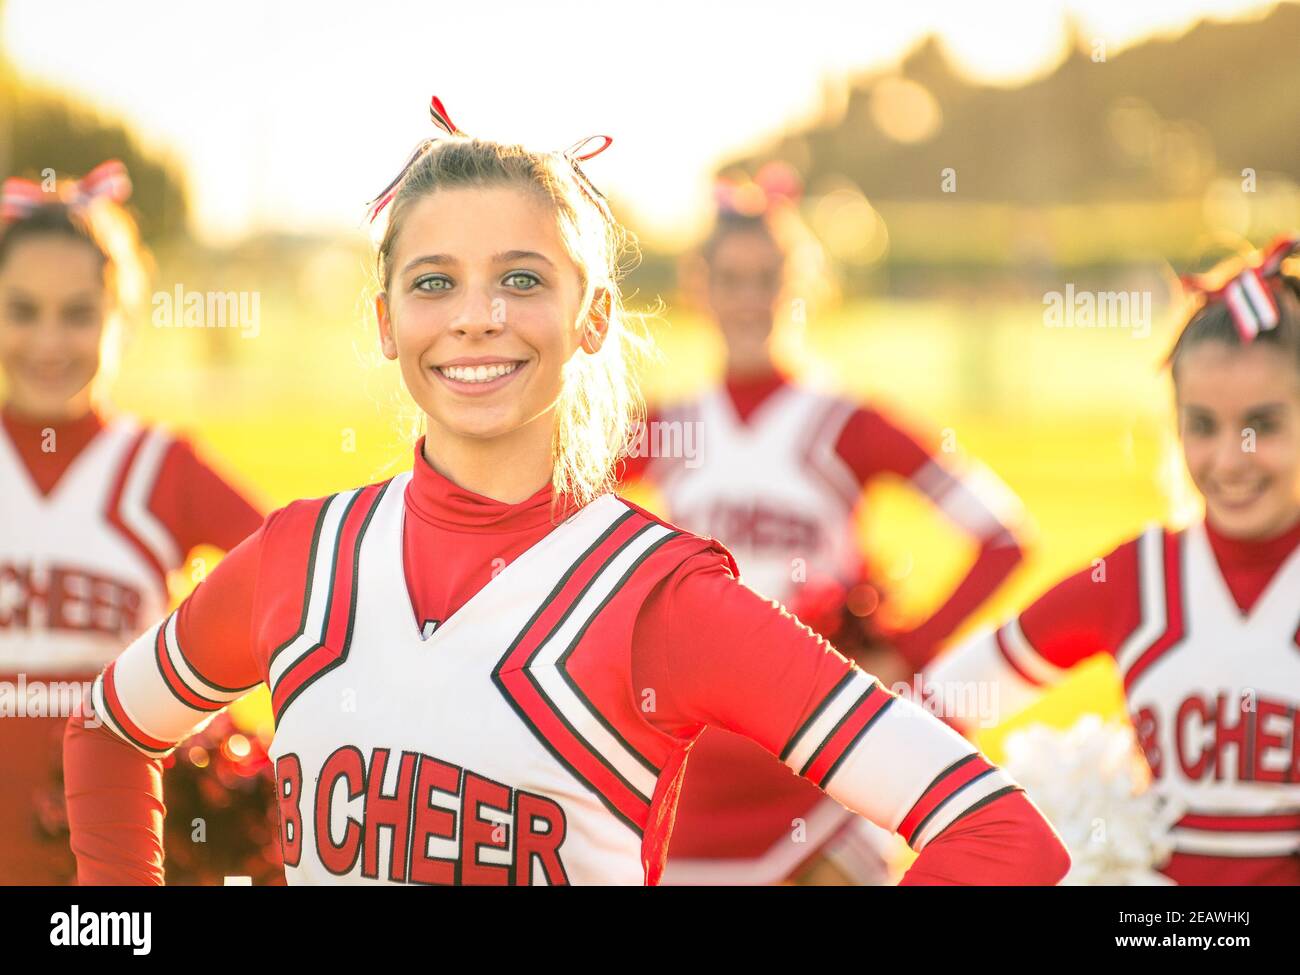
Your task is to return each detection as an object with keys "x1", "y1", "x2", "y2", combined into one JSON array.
[
  {"x1": 1019, "y1": 521, "x2": 1162, "y2": 652},
  {"x1": 102, "y1": 416, "x2": 207, "y2": 490},
  {"x1": 1037, "y1": 523, "x2": 1158, "y2": 602},
  {"x1": 259, "y1": 474, "x2": 405, "y2": 554},
  {"x1": 608, "y1": 492, "x2": 740, "y2": 577},
  {"x1": 1098, "y1": 521, "x2": 1169, "y2": 580},
  {"x1": 100, "y1": 413, "x2": 176, "y2": 463}
]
